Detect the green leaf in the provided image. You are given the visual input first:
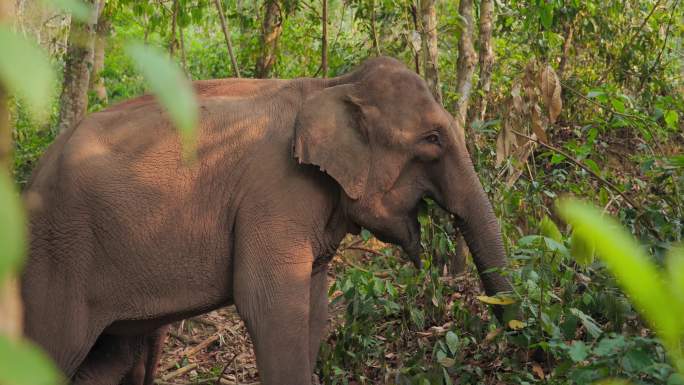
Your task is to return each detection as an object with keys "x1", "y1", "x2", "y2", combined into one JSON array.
[
  {"x1": 0, "y1": 336, "x2": 61, "y2": 385},
  {"x1": 583, "y1": 159, "x2": 601, "y2": 176},
  {"x1": 570, "y1": 229, "x2": 595, "y2": 267},
  {"x1": 621, "y1": 348, "x2": 652, "y2": 373},
  {"x1": 539, "y1": 216, "x2": 562, "y2": 242},
  {"x1": 41, "y1": 0, "x2": 93, "y2": 22},
  {"x1": 610, "y1": 98, "x2": 625, "y2": 113},
  {"x1": 410, "y1": 307, "x2": 425, "y2": 330},
  {"x1": 0, "y1": 25, "x2": 55, "y2": 121},
  {"x1": 550, "y1": 153, "x2": 566, "y2": 164},
  {"x1": 539, "y1": 3, "x2": 554, "y2": 29},
  {"x1": 665, "y1": 155, "x2": 684, "y2": 168},
  {"x1": 664, "y1": 110, "x2": 679, "y2": 130},
  {"x1": 544, "y1": 237, "x2": 569, "y2": 257},
  {"x1": 0, "y1": 173, "x2": 26, "y2": 284},
  {"x1": 587, "y1": 90, "x2": 605, "y2": 98},
  {"x1": 593, "y1": 335, "x2": 626, "y2": 357},
  {"x1": 568, "y1": 340, "x2": 589, "y2": 362},
  {"x1": 668, "y1": 373, "x2": 684, "y2": 385},
  {"x1": 595, "y1": 380, "x2": 632, "y2": 385},
  {"x1": 558, "y1": 200, "x2": 678, "y2": 346},
  {"x1": 569, "y1": 307, "x2": 603, "y2": 339},
  {"x1": 437, "y1": 356, "x2": 456, "y2": 368},
  {"x1": 125, "y1": 42, "x2": 198, "y2": 159},
  {"x1": 445, "y1": 331, "x2": 459, "y2": 355},
  {"x1": 667, "y1": 246, "x2": 684, "y2": 320},
  {"x1": 360, "y1": 228, "x2": 372, "y2": 241}
]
